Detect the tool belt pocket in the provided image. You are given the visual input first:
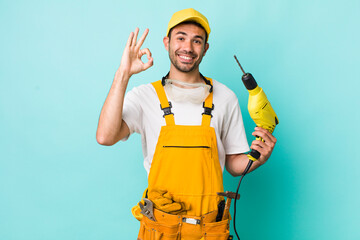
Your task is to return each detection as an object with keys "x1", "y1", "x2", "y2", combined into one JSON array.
[
  {"x1": 138, "y1": 216, "x2": 180, "y2": 240},
  {"x1": 203, "y1": 219, "x2": 229, "y2": 240}
]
